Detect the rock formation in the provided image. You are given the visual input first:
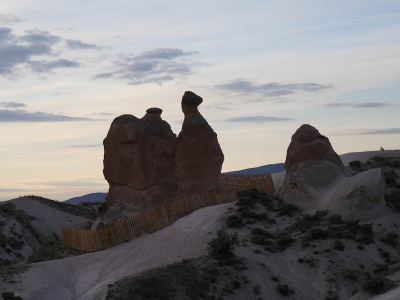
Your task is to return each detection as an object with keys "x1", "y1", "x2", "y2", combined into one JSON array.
[
  {"x1": 320, "y1": 168, "x2": 385, "y2": 220},
  {"x1": 280, "y1": 124, "x2": 385, "y2": 220},
  {"x1": 175, "y1": 91, "x2": 224, "y2": 197},
  {"x1": 279, "y1": 124, "x2": 350, "y2": 210},
  {"x1": 103, "y1": 92, "x2": 224, "y2": 218}
]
